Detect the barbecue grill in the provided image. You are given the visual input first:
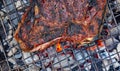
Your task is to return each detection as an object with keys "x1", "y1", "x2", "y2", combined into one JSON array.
[{"x1": 0, "y1": 0, "x2": 120, "y2": 71}]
